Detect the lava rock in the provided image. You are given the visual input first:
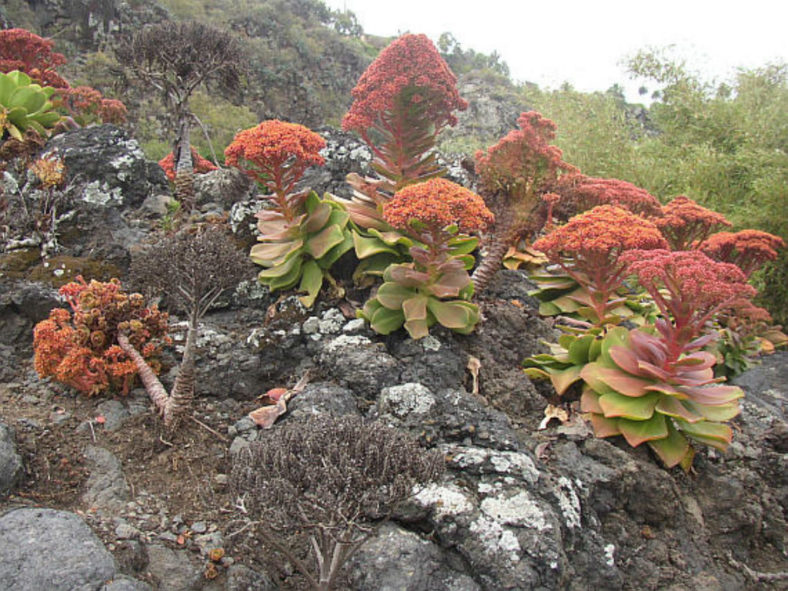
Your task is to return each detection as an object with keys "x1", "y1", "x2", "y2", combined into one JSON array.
[{"x1": 0, "y1": 420, "x2": 23, "y2": 495}]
